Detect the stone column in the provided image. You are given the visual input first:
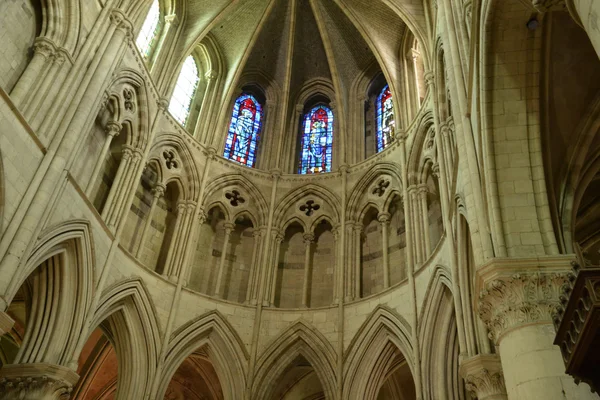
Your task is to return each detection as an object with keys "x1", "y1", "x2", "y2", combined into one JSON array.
[
  {"x1": 0, "y1": 311, "x2": 14, "y2": 336},
  {"x1": 332, "y1": 226, "x2": 340, "y2": 304},
  {"x1": 162, "y1": 202, "x2": 186, "y2": 277},
  {"x1": 0, "y1": 363, "x2": 79, "y2": 400},
  {"x1": 354, "y1": 224, "x2": 362, "y2": 299},
  {"x1": 418, "y1": 184, "x2": 431, "y2": 257},
  {"x1": 10, "y1": 37, "x2": 56, "y2": 107},
  {"x1": 378, "y1": 212, "x2": 391, "y2": 288},
  {"x1": 302, "y1": 233, "x2": 315, "y2": 308},
  {"x1": 460, "y1": 354, "x2": 508, "y2": 400},
  {"x1": 214, "y1": 222, "x2": 235, "y2": 298},
  {"x1": 135, "y1": 183, "x2": 166, "y2": 258},
  {"x1": 86, "y1": 121, "x2": 122, "y2": 194},
  {"x1": 407, "y1": 185, "x2": 423, "y2": 264},
  {"x1": 101, "y1": 146, "x2": 133, "y2": 221},
  {"x1": 268, "y1": 232, "x2": 284, "y2": 306},
  {"x1": 245, "y1": 229, "x2": 262, "y2": 304},
  {"x1": 107, "y1": 149, "x2": 143, "y2": 229},
  {"x1": 476, "y1": 259, "x2": 597, "y2": 400}
]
